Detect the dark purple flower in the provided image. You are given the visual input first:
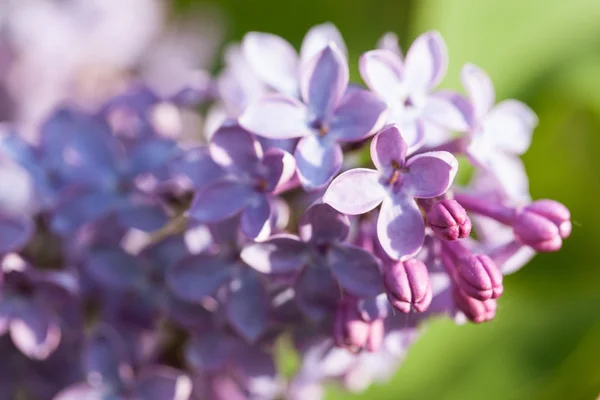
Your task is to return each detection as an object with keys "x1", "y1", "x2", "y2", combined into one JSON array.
[
  {"x1": 188, "y1": 123, "x2": 295, "y2": 240},
  {"x1": 36, "y1": 107, "x2": 178, "y2": 234},
  {"x1": 0, "y1": 256, "x2": 77, "y2": 360},
  {"x1": 241, "y1": 203, "x2": 383, "y2": 319}
]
